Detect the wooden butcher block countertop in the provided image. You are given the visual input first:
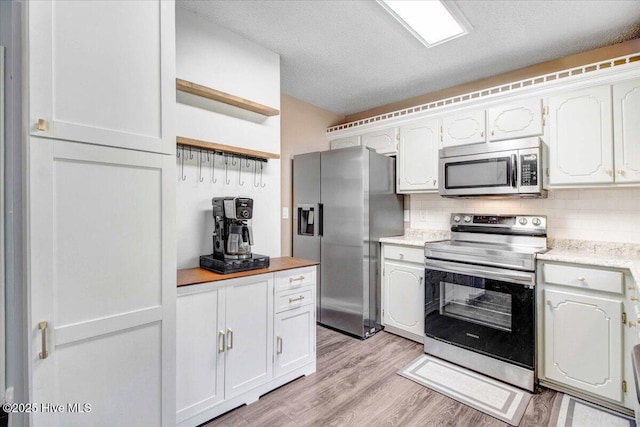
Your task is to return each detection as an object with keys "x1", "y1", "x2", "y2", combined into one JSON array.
[{"x1": 177, "y1": 257, "x2": 319, "y2": 287}]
